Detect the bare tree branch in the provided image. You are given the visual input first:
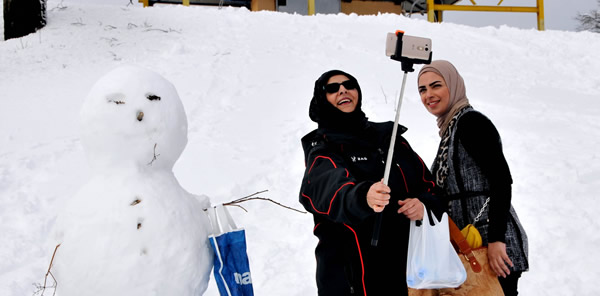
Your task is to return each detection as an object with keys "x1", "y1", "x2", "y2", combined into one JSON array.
[
  {"x1": 148, "y1": 143, "x2": 160, "y2": 166},
  {"x1": 71, "y1": 18, "x2": 85, "y2": 26},
  {"x1": 34, "y1": 244, "x2": 60, "y2": 296},
  {"x1": 144, "y1": 28, "x2": 181, "y2": 34},
  {"x1": 380, "y1": 86, "x2": 388, "y2": 104},
  {"x1": 223, "y1": 190, "x2": 307, "y2": 214},
  {"x1": 576, "y1": 0, "x2": 600, "y2": 33}
]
